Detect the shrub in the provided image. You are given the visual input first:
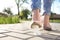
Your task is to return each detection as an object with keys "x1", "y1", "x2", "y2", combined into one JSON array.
[{"x1": 0, "y1": 16, "x2": 20, "y2": 24}]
